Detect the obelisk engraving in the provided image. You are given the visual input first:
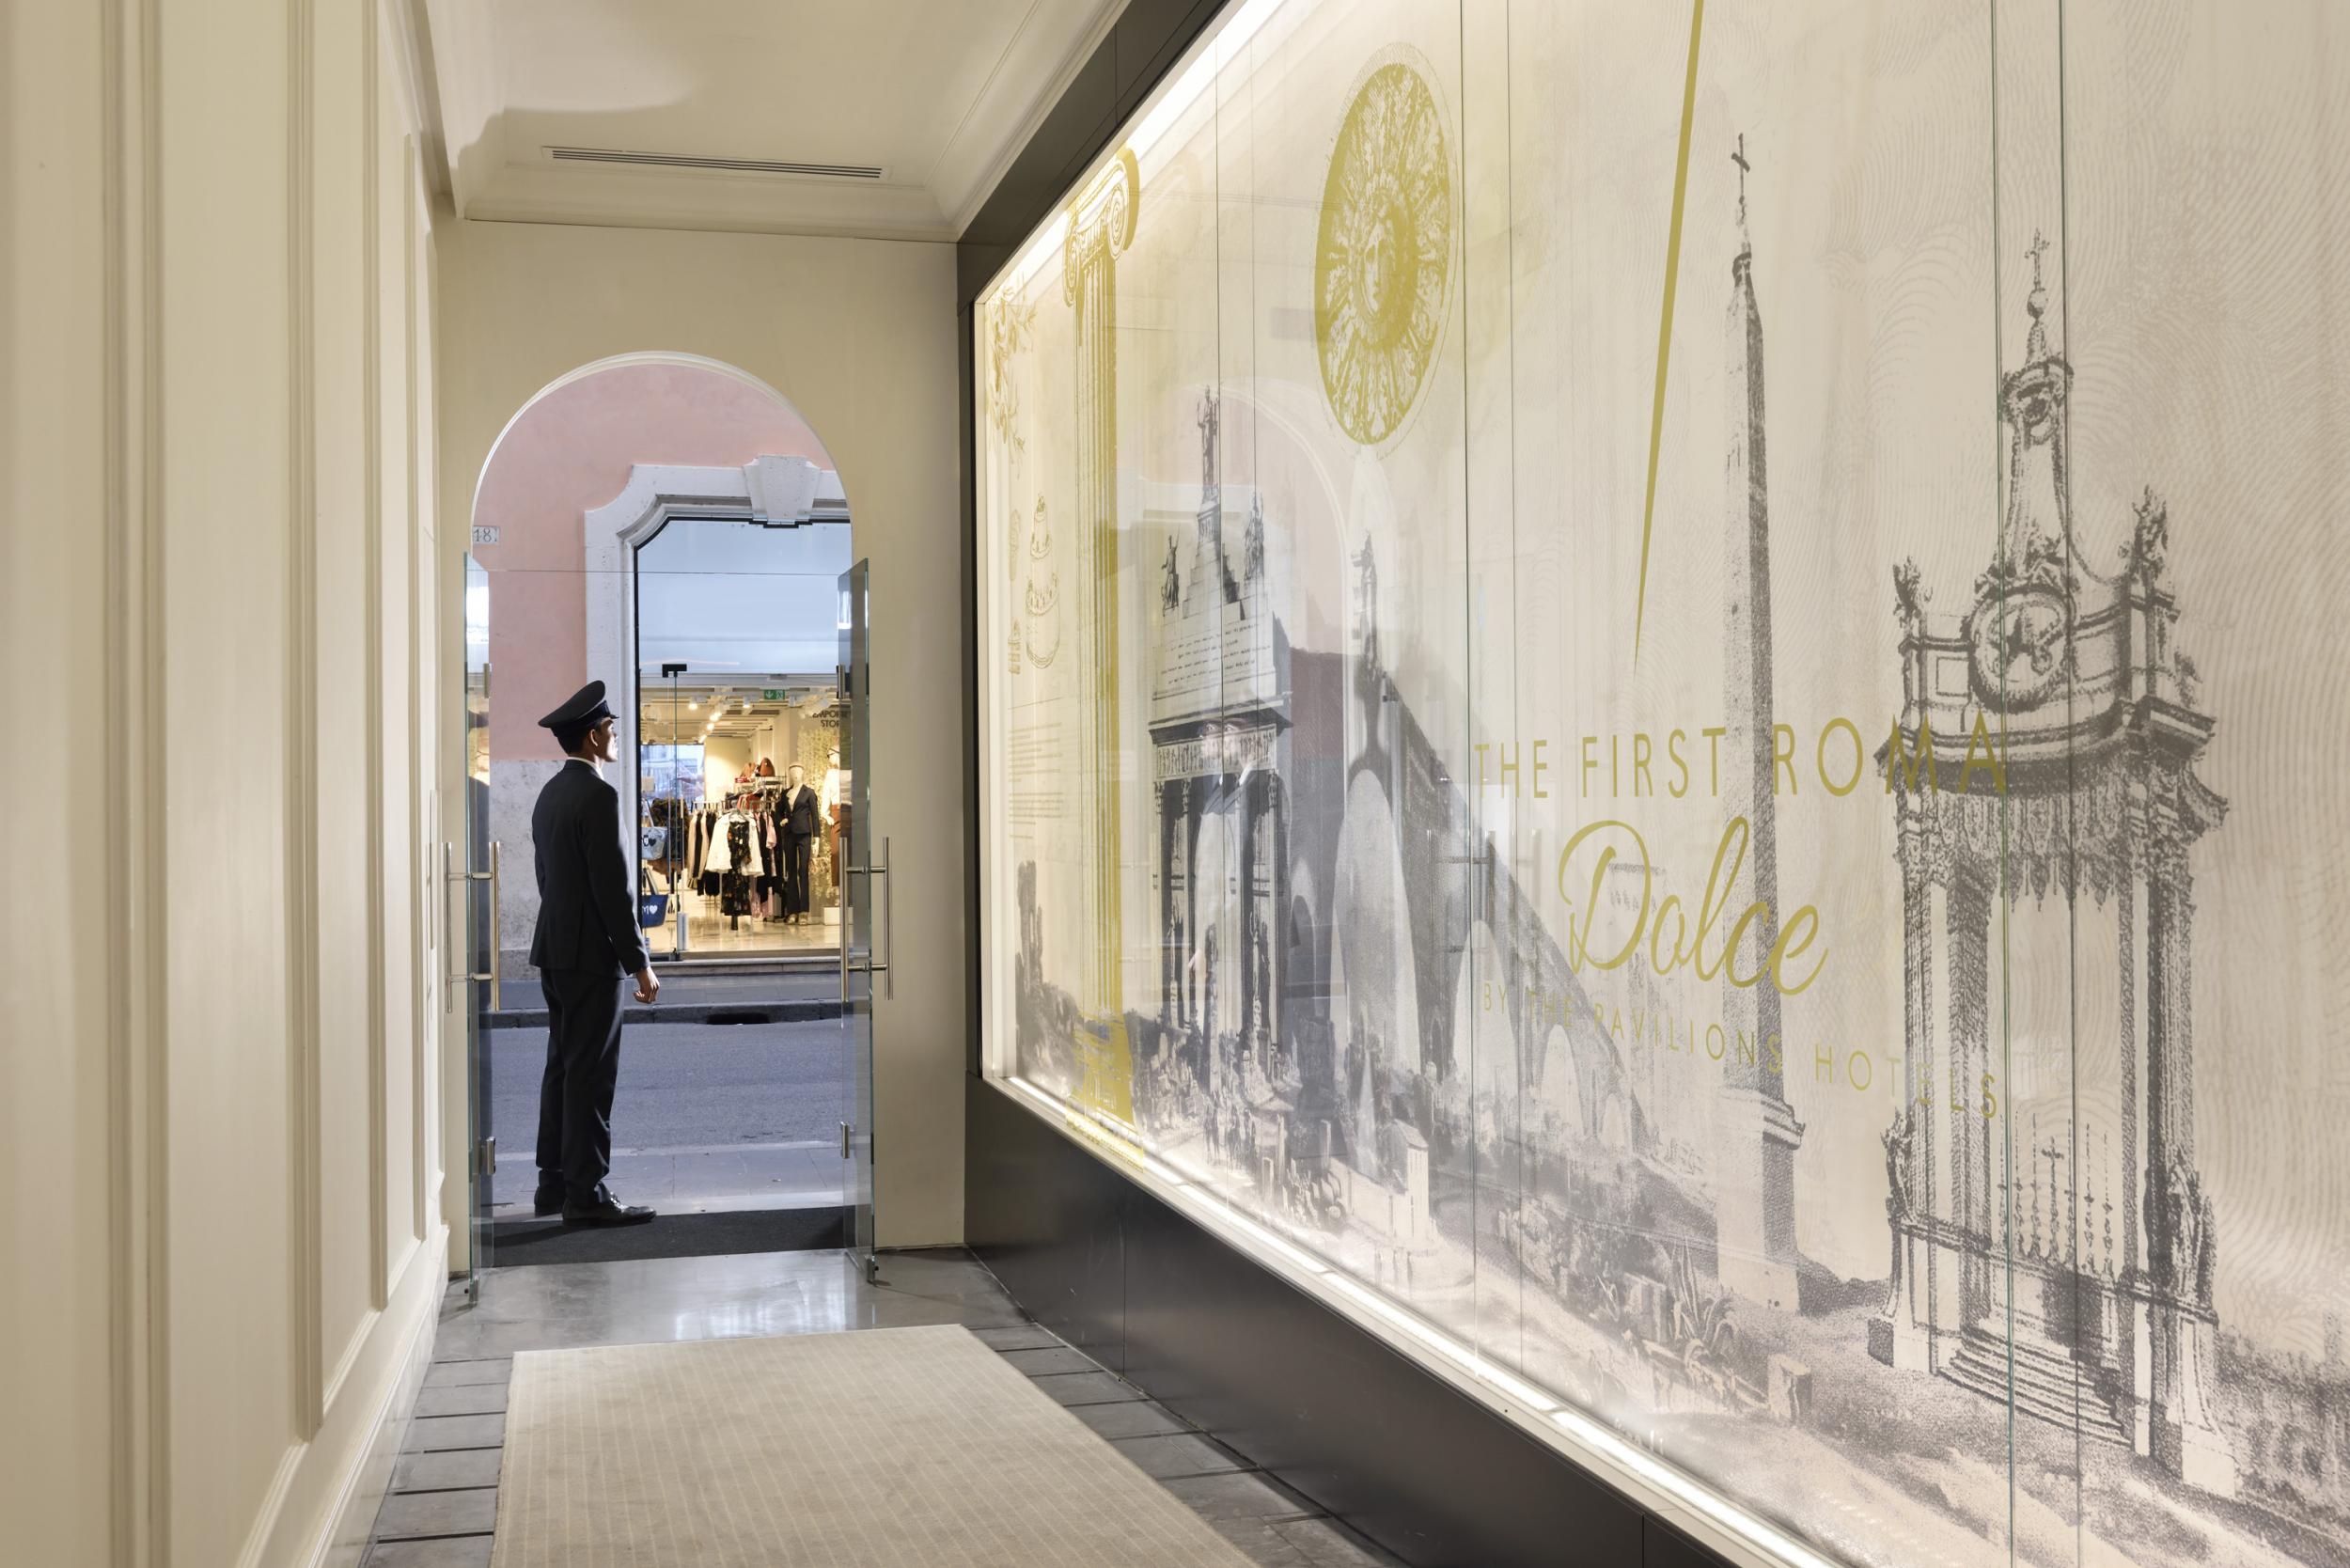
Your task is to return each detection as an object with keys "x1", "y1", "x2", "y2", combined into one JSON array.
[{"x1": 1715, "y1": 137, "x2": 1806, "y2": 1309}]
